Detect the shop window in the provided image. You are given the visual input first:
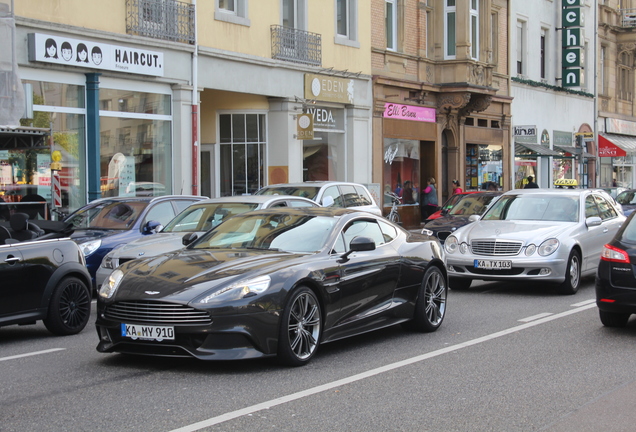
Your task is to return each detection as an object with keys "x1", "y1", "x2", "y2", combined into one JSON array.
[
  {"x1": 99, "y1": 88, "x2": 172, "y2": 199},
  {"x1": 383, "y1": 138, "x2": 420, "y2": 206},
  {"x1": 467, "y1": 144, "x2": 502, "y2": 191},
  {"x1": 219, "y1": 113, "x2": 266, "y2": 196}
]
